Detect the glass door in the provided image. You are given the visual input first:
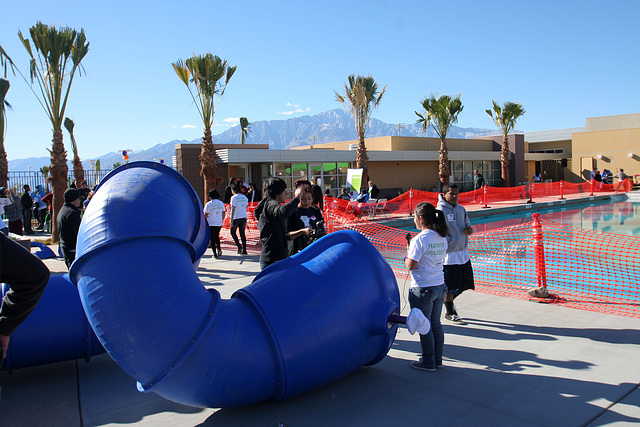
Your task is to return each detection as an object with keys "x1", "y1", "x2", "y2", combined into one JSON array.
[{"x1": 309, "y1": 163, "x2": 323, "y2": 187}]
